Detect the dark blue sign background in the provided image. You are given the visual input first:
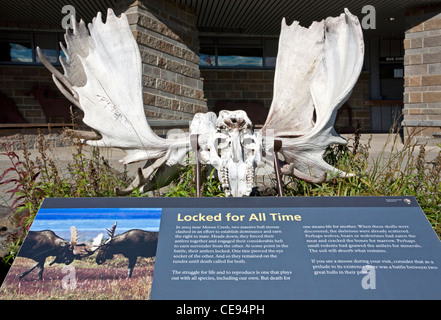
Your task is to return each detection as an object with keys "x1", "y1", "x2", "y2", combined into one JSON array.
[
  {"x1": 26, "y1": 196, "x2": 441, "y2": 300},
  {"x1": 149, "y1": 196, "x2": 441, "y2": 300}
]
